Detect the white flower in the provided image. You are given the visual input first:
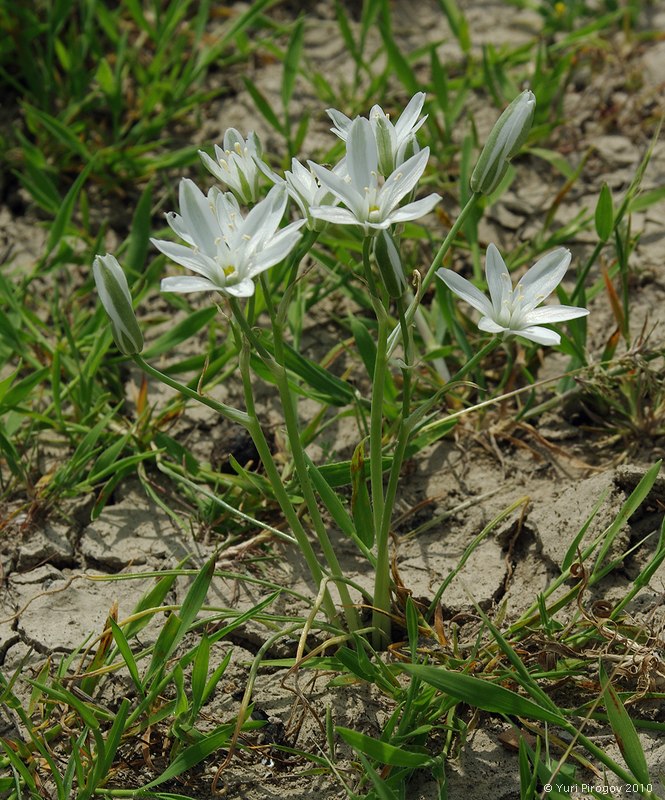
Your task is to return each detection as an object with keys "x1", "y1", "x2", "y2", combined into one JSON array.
[
  {"x1": 327, "y1": 92, "x2": 427, "y2": 173},
  {"x1": 308, "y1": 116, "x2": 440, "y2": 234},
  {"x1": 198, "y1": 129, "x2": 267, "y2": 205},
  {"x1": 436, "y1": 243, "x2": 589, "y2": 345},
  {"x1": 152, "y1": 179, "x2": 304, "y2": 298},
  {"x1": 283, "y1": 157, "x2": 346, "y2": 230},
  {"x1": 92, "y1": 254, "x2": 143, "y2": 354}
]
